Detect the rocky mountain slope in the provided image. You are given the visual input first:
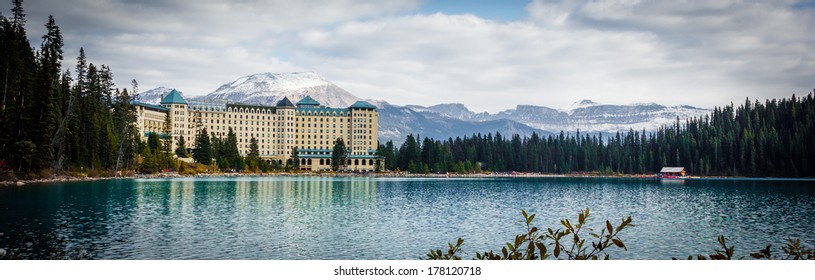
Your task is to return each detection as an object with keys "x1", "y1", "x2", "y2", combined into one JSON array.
[
  {"x1": 142, "y1": 72, "x2": 711, "y2": 143},
  {"x1": 411, "y1": 99, "x2": 711, "y2": 135},
  {"x1": 135, "y1": 86, "x2": 182, "y2": 105},
  {"x1": 196, "y1": 72, "x2": 358, "y2": 108}
]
